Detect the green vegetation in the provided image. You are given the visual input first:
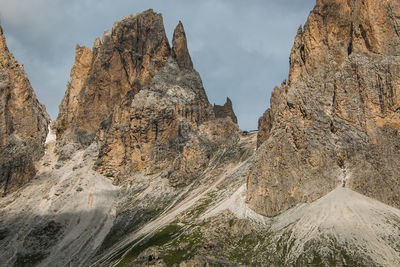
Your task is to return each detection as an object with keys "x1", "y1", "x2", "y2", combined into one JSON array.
[
  {"x1": 228, "y1": 233, "x2": 266, "y2": 265},
  {"x1": 116, "y1": 224, "x2": 182, "y2": 267},
  {"x1": 160, "y1": 228, "x2": 203, "y2": 265}
]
